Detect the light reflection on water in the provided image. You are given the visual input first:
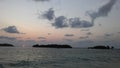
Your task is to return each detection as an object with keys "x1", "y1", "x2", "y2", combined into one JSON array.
[{"x1": 0, "y1": 47, "x2": 120, "y2": 68}]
